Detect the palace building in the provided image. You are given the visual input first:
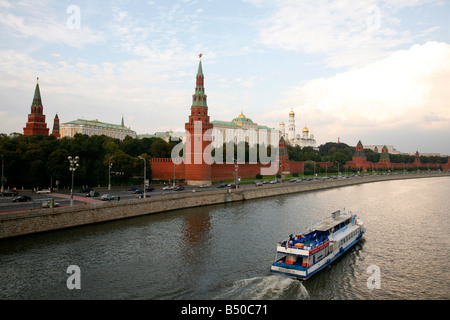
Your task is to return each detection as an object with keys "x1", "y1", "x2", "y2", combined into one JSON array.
[
  {"x1": 60, "y1": 117, "x2": 137, "y2": 140},
  {"x1": 211, "y1": 112, "x2": 279, "y2": 149}
]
